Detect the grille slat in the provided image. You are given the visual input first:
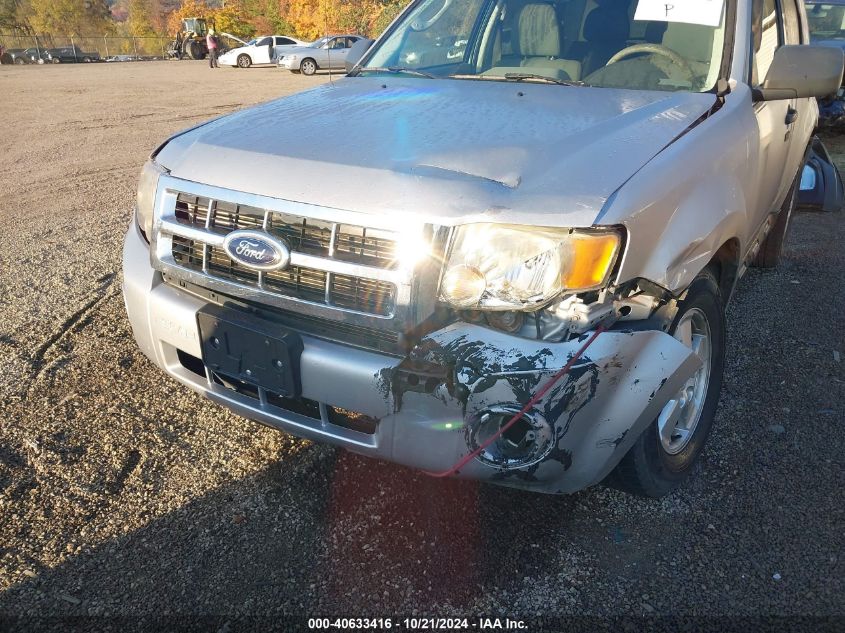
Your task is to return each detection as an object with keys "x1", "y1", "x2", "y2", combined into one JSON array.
[
  {"x1": 171, "y1": 194, "x2": 399, "y2": 317},
  {"x1": 175, "y1": 195, "x2": 399, "y2": 269}
]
